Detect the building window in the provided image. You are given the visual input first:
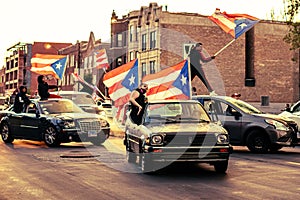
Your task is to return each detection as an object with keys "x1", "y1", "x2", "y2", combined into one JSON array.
[
  {"x1": 150, "y1": 31, "x2": 156, "y2": 49},
  {"x1": 150, "y1": 61, "x2": 156, "y2": 74},
  {"x1": 142, "y1": 34, "x2": 147, "y2": 51},
  {"x1": 130, "y1": 51, "x2": 135, "y2": 61},
  {"x1": 117, "y1": 33, "x2": 122, "y2": 47},
  {"x1": 130, "y1": 25, "x2": 133, "y2": 42},
  {"x1": 142, "y1": 62, "x2": 147, "y2": 77},
  {"x1": 136, "y1": 27, "x2": 139, "y2": 41}
]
